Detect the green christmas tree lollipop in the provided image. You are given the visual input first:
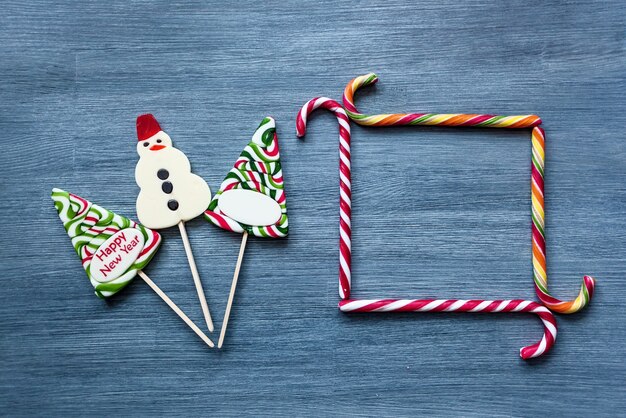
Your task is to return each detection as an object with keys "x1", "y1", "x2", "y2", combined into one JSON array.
[
  {"x1": 204, "y1": 116, "x2": 288, "y2": 238},
  {"x1": 203, "y1": 117, "x2": 288, "y2": 348},
  {"x1": 52, "y1": 188, "x2": 213, "y2": 347}
]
